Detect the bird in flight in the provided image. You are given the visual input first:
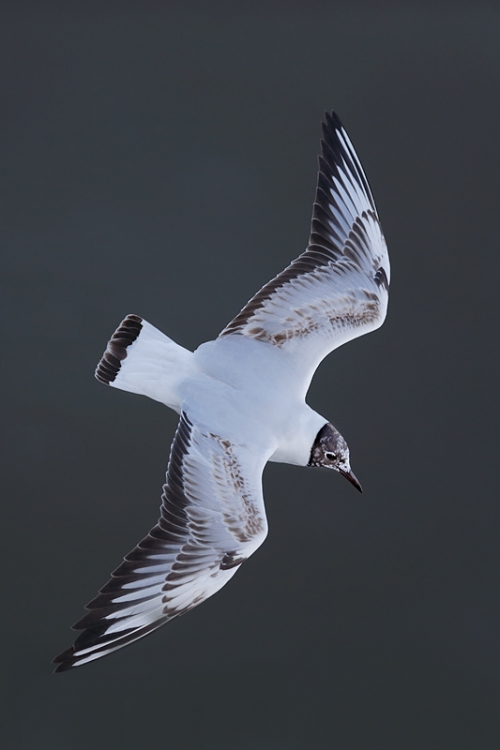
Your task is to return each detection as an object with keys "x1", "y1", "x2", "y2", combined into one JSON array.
[{"x1": 54, "y1": 111, "x2": 390, "y2": 671}]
